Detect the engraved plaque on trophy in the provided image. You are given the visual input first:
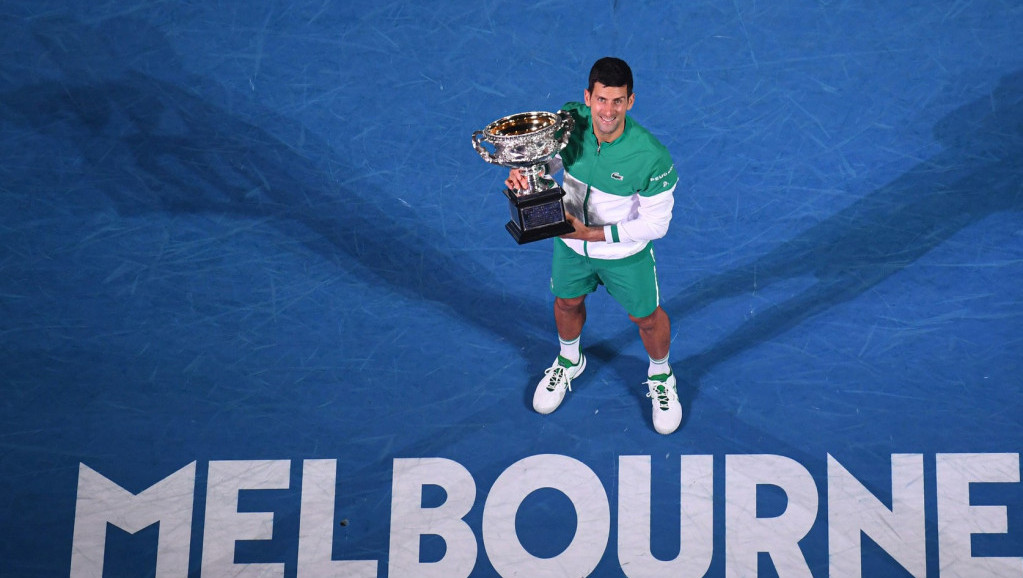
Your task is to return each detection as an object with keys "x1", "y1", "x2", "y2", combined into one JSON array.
[{"x1": 472, "y1": 110, "x2": 576, "y2": 244}]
